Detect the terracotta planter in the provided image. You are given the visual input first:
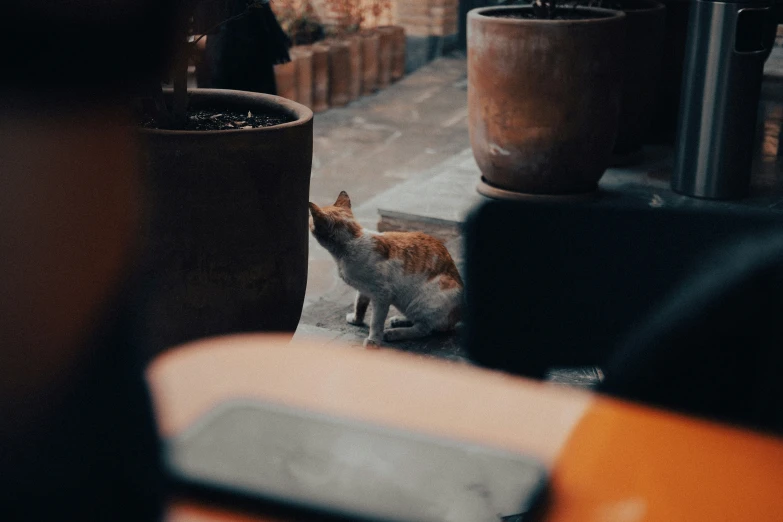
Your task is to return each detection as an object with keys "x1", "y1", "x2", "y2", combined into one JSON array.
[
  {"x1": 290, "y1": 46, "x2": 313, "y2": 108},
  {"x1": 468, "y1": 6, "x2": 626, "y2": 196},
  {"x1": 361, "y1": 31, "x2": 380, "y2": 95},
  {"x1": 613, "y1": 0, "x2": 666, "y2": 157},
  {"x1": 391, "y1": 26, "x2": 407, "y2": 81},
  {"x1": 377, "y1": 26, "x2": 395, "y2": 88},
  {"x1": 311, "y1": 42, "x2": 330, "y2": 112},
  {"x1": 137, "y1": 89, "x2": 313, "y2": 358},
  {"x1": 273, "y1": 59, "x2": 298, "y2": 101},
  {"x1": 346, "y1": 35, "x2": 363, "y2": 100},
  {"x1": 327, "y1": 39, "x2": 352, "y2": 107}
]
